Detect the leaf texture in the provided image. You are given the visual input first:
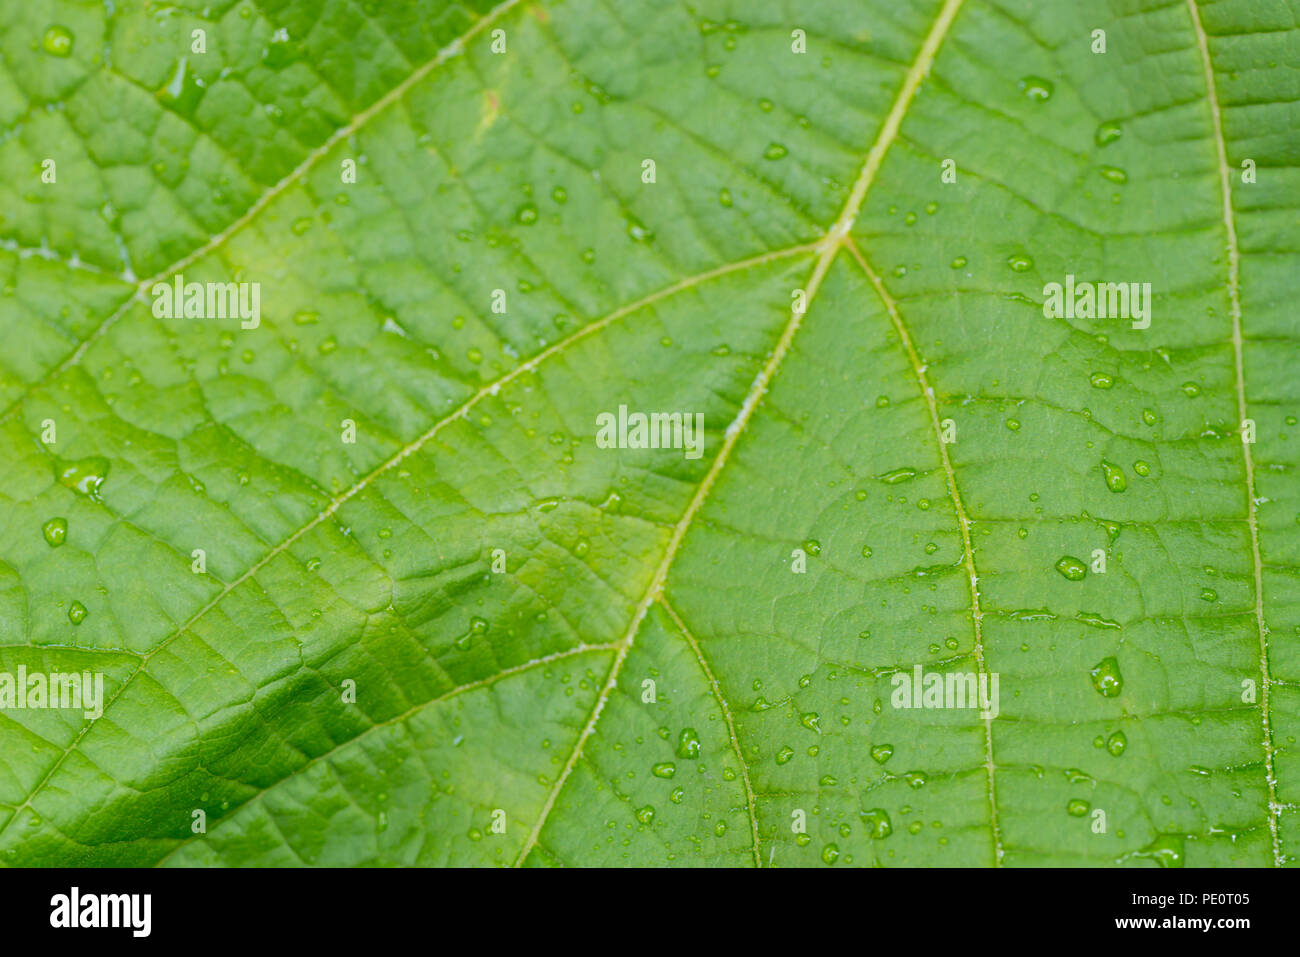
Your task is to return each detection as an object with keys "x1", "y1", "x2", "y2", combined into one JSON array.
[{"x1": 0, "y1": 0, "x2": 1298, "y2": 867}]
